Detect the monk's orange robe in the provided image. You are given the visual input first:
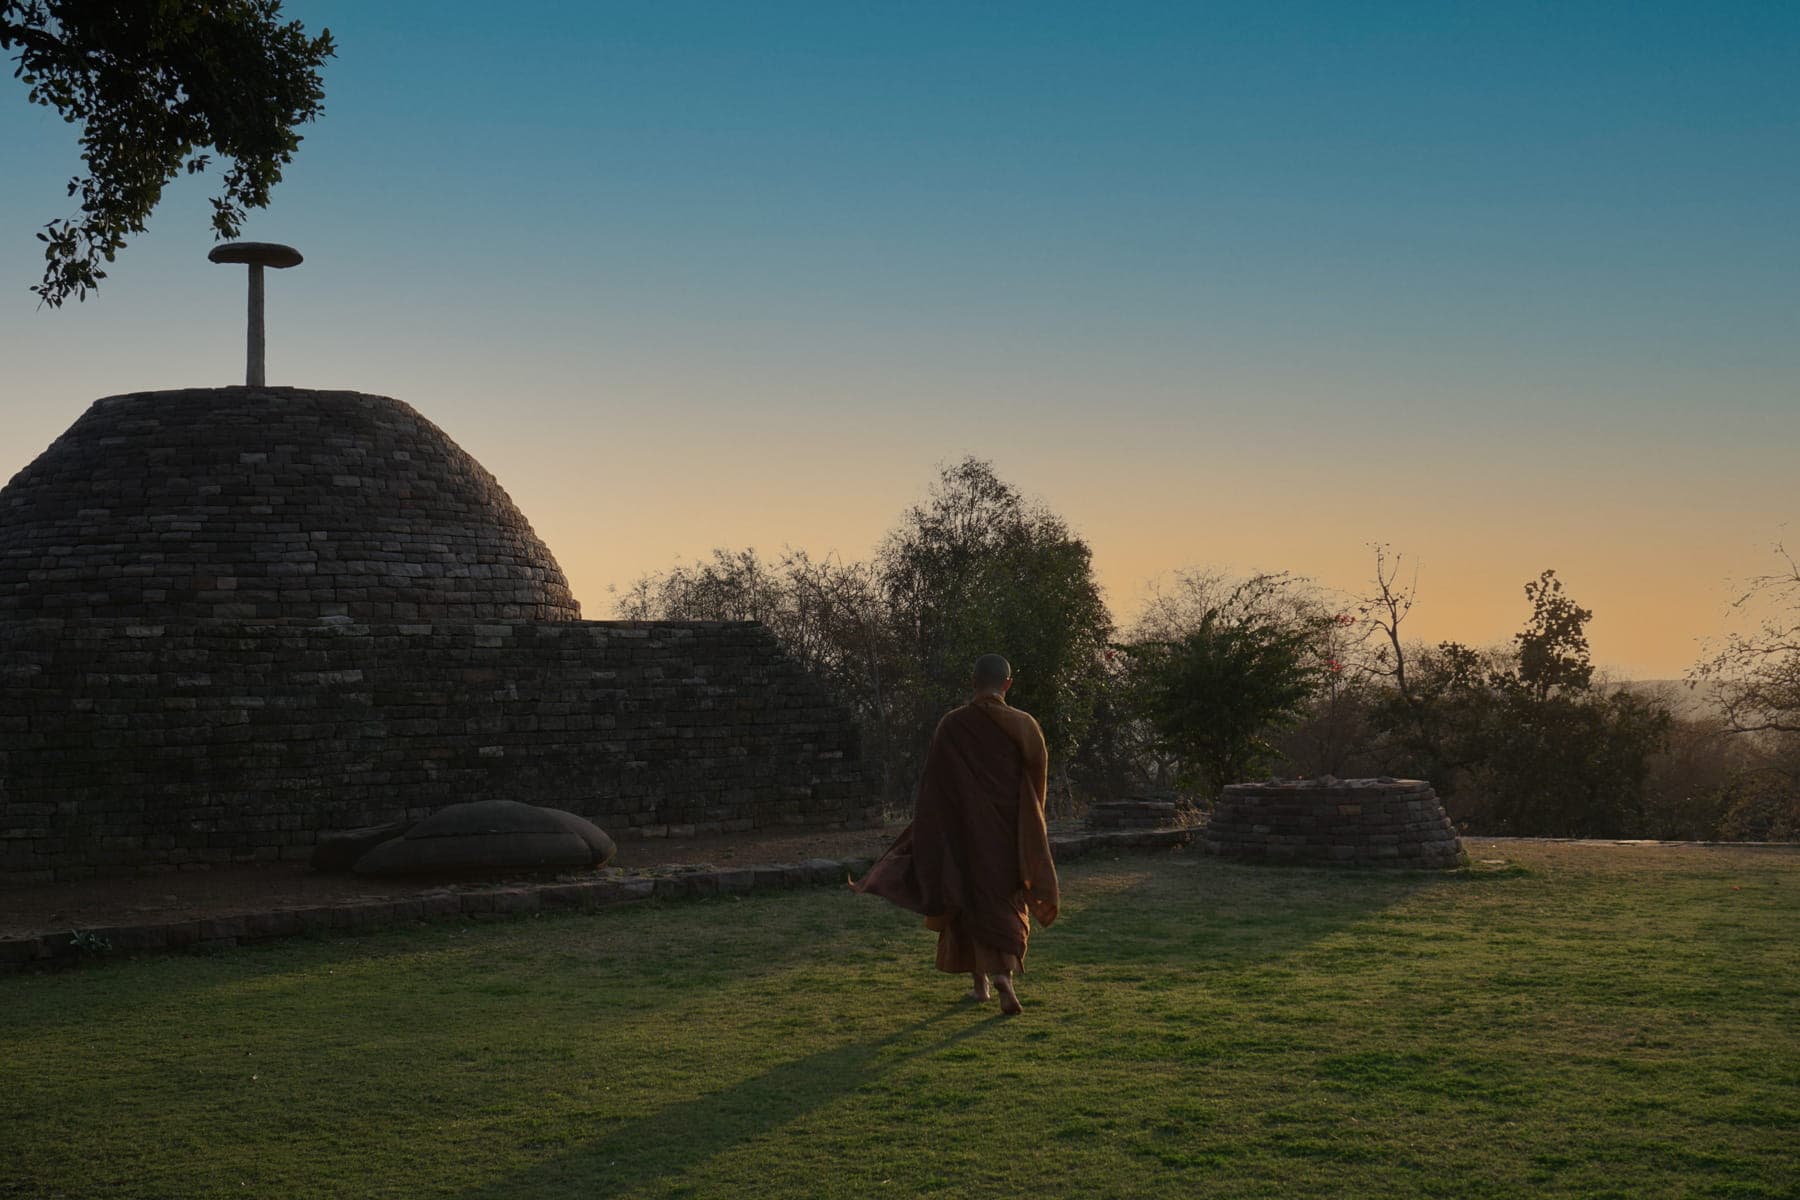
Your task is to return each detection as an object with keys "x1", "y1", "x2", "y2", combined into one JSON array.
[{"x1": 853, "y1": 694, "x2": 1059, "y2": 974}]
